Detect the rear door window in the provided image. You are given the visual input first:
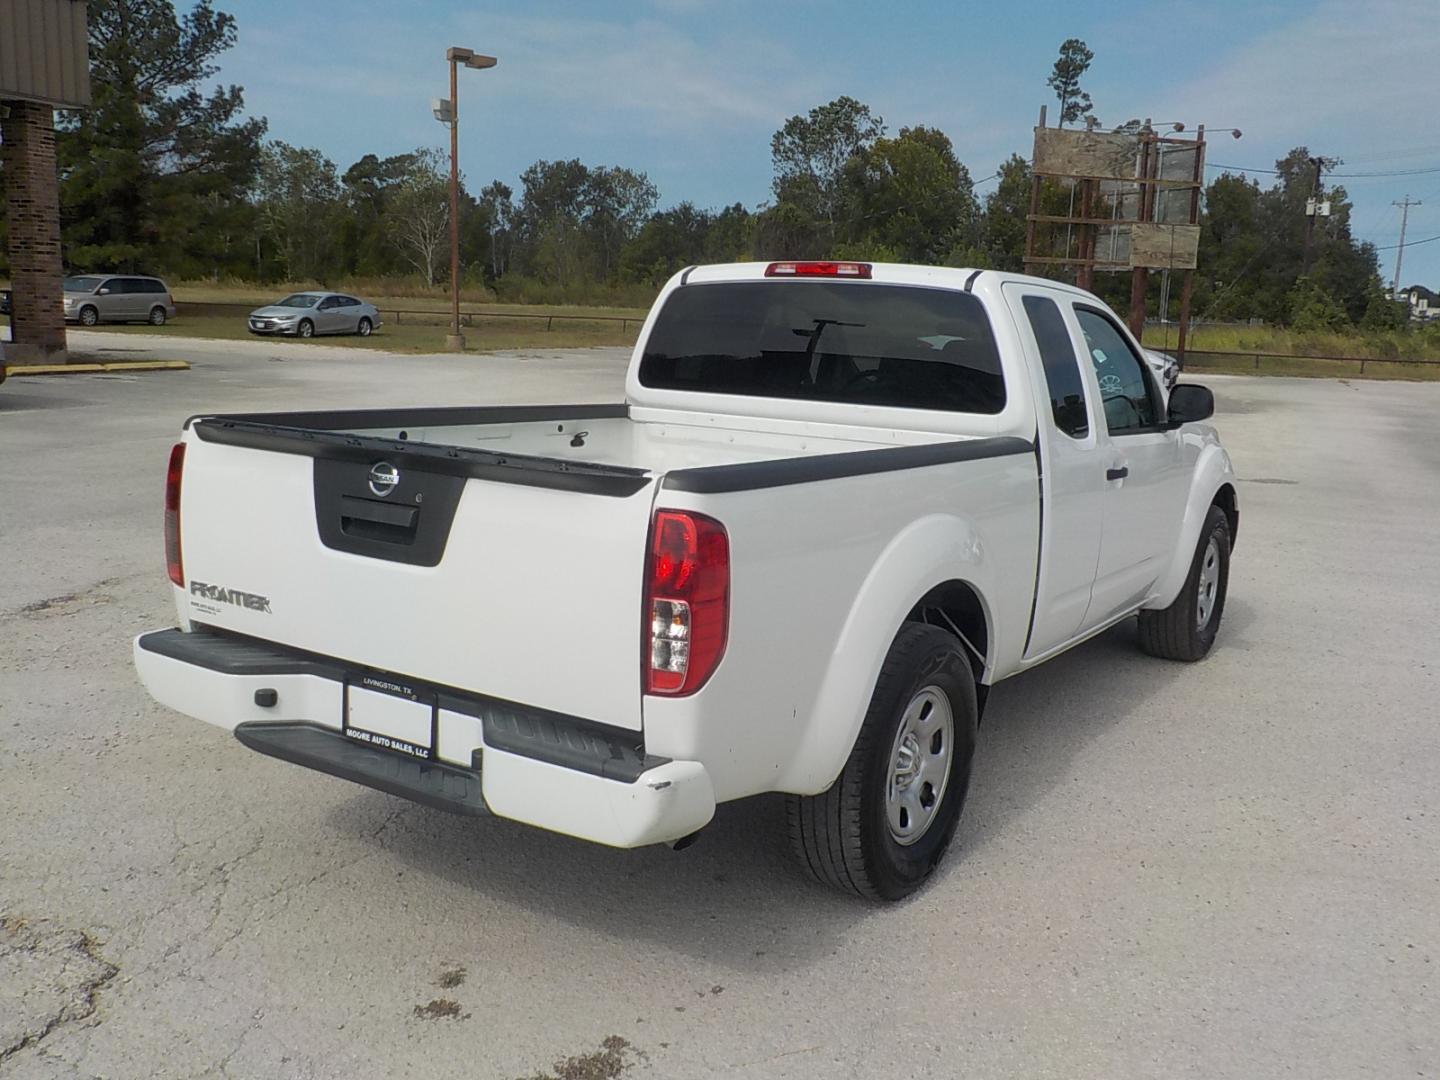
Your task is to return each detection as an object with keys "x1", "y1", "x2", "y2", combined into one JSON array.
[
  {"x1": 1022, "y1": 295, "x2": 1088, "y2": 439},
  {"x1": 639, "y1": 281, "x2": 1006, "y2": 414}
]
